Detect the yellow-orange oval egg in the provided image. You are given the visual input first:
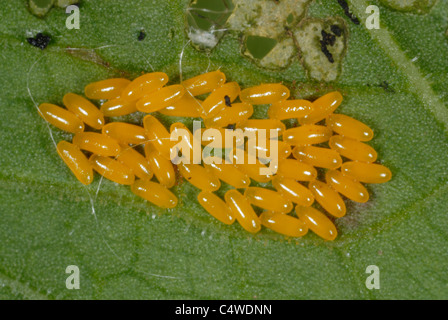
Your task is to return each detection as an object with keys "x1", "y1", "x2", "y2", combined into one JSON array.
[
  {"x1": 260, "y1": 211, "x2": 308, "y2": 238},
  {"x1": 236, "y1": 119, "x2": 286, "y2": 139},
  {"x1": 100, "y1": 98, "x2": 138, "y2": 117},
  {"x1": 85, "y1": 78, "x2": 131, "y2": 100},
  {"x1": 89, "y1": 154, "x2": 135, "y2": 185},
  {"x1": 224, "y1": 190, "x2": 261, "y2": 234},
  {"x1": 341, "y1": 161, "x2": 392, "y2": 184},
  {"x1": 329, "y1": 135, "x2": 377, "y2": 162},
  {"x1": 231, "y1": 149, "x2": 273, "y2": 183},
  {"x1": 159, "y1": 95, "x2": 202, "y2": 118},
  {"x1": 327, "y1": 114, "x2": 373, "y2": 141},
  {"x1": 121, "y1": 72, "x2": 168, "y2": 102},
  {"x1": 144, "y1": 143, "x2": 175, "y2": 188},
  {"x1": 295, "y1": 206, "x2": 338, "y2": 241},
  {"x1": 246, "y1": 138, "x2": 291, "y2": 161},
  {"x1": 292, "y1": 146, "x2": 342, "y2": 169},
  {"x1": 244, "y1": 187, "x2": 293, "y2": 213},
  {"x1": 272, "y1": 176, "x2": 314, "y2": 206},
  {"x1": 197, "y1": 191, "x2": 235, "y2": 225},
  {"x1": 143, "y1": 115, "x2": 173, "y2": 159},
  {"x1": 178, "y1": 163, "x2": 221, "y2": 191},
  {"x1": 204, "y1": 156, "x2": 251, "y2": 189},
  {"x1": 268, "y1": 99, "x2": 313, "y2": 120},
  {"x1": 182, "y1": 70, "x2": 226, "y2": 96},
  {"x1": 299, "y1": 91, "x2": 343, "y2": 125},
  {"x1": 283, "y1": 125, "x2": 332, "y2": 146},
  {"x1": 63, "y1": 93, "x2": 105, "y2": 129},
  {"x1": 308, "y1": 180, "x2": 346, "y2": 218},
  {"x1": 240, "y1": 83, "x2": 290, "y2": 105},
  {"x1": 326, "y1": 170, "x2": 369, "y2": 203},
  {"x1": 204, "y1": 102, "x2": 253, "y2": 128},
  {"x1": 72, "y1": 132, "x2": 121, "y2": 157},
  {"x1": 57, "y1": 141, "x2": 93, "y2": 185},
  {"x1": 131, "y1": 179, "x2": 178, "y2": 209},
  {"x1": 116, "y1": 146, "x2": 153, "y2": 180},
  {"x1": 102, "y1": 122, "x2": 147, "y2": 145},
  {"x1": 38, "y1": 103, "x2": 84, "y2": 134},
  {"x1": 277, "y1": 159, "x2": 317, "y2": 181},
  {"x1": 136, "y1": 84, "x2": 186, "y2": 113},
  {"x1": 200, "y1": 128, "x2": 245, "y2": 149},
  {"x1": 170, "y1": 122, "x2": 199, "y2": 164},
  {"x1": 201, "y1": 82, "x2": 240, "y2": 118}
]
